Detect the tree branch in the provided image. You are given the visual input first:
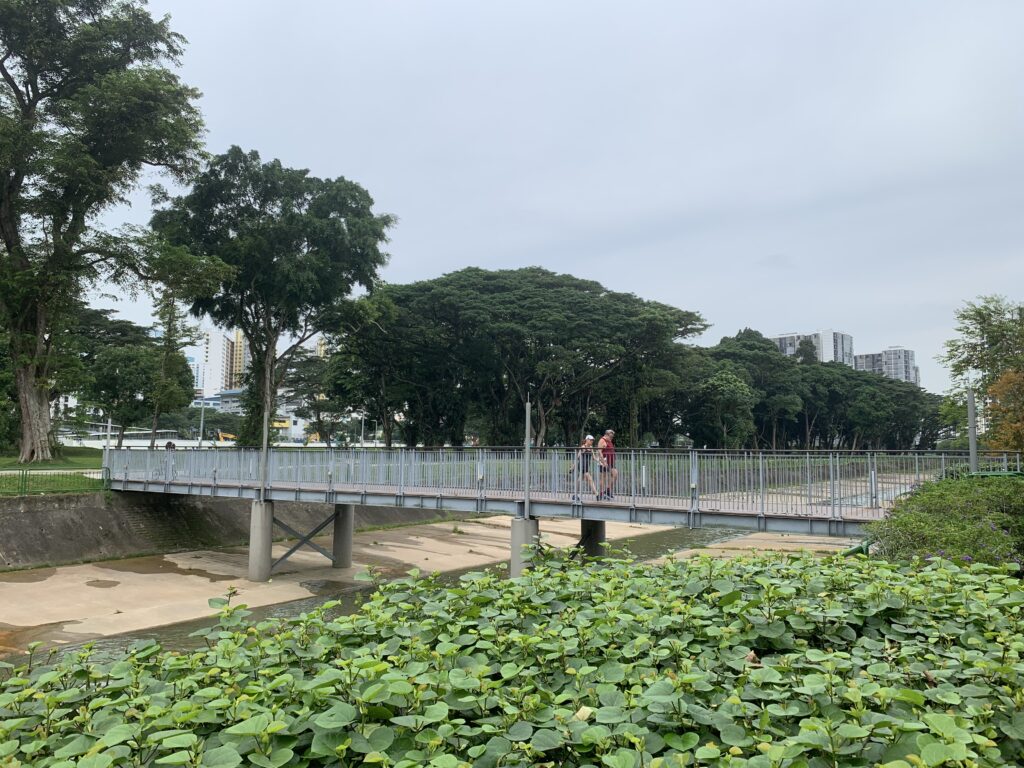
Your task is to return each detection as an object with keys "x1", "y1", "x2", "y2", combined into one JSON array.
[{"x1": 0, "y1": 54, "x2": 28, "y2": 111}]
